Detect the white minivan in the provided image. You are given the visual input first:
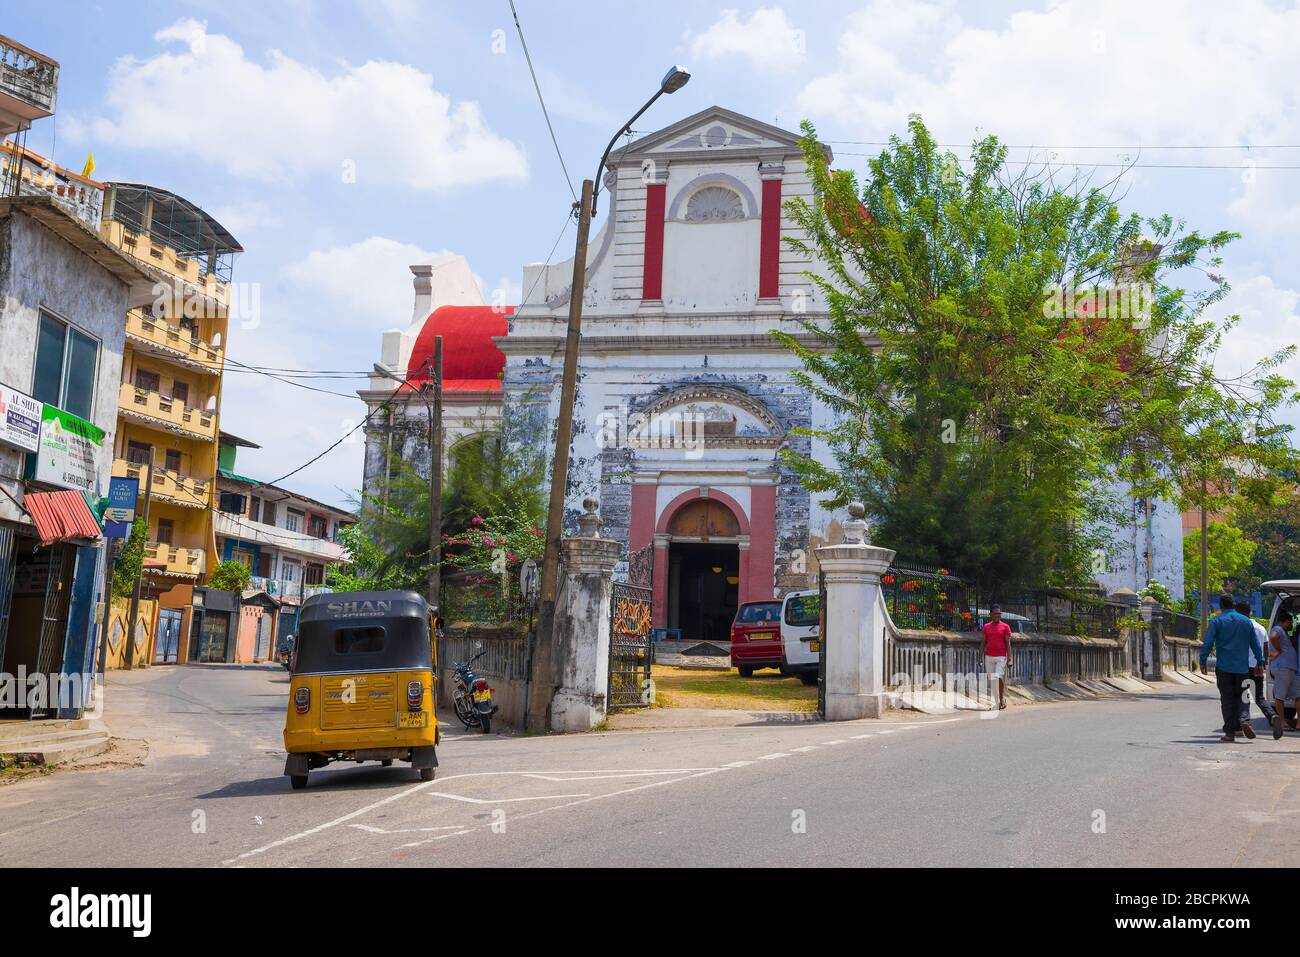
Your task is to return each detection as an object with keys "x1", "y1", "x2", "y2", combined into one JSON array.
[{"x1": 779, "y1": 589, "x2": 820, "y2": 686}]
